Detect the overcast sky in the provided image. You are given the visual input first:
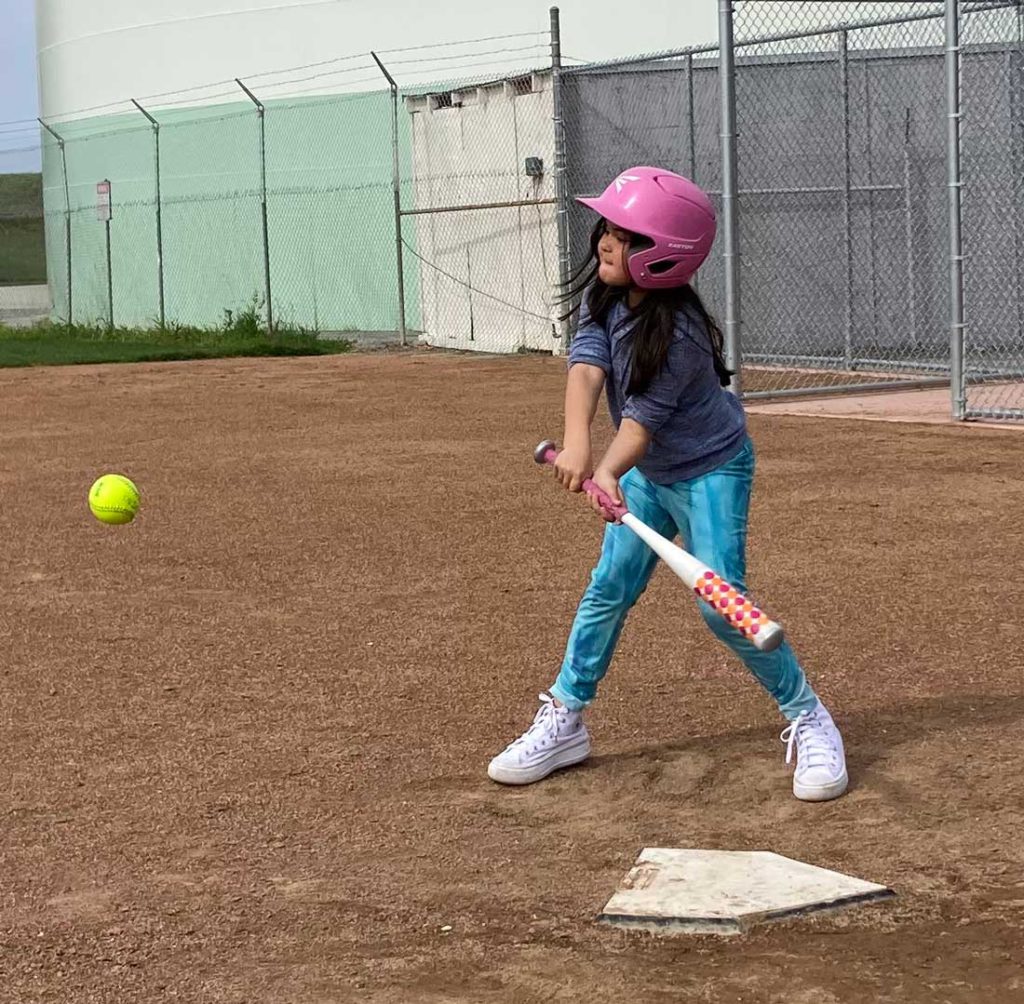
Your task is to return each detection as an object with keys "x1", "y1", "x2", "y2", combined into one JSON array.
[{"x1": 1, "y1": 0, "x2": 718, "y2": 174}]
